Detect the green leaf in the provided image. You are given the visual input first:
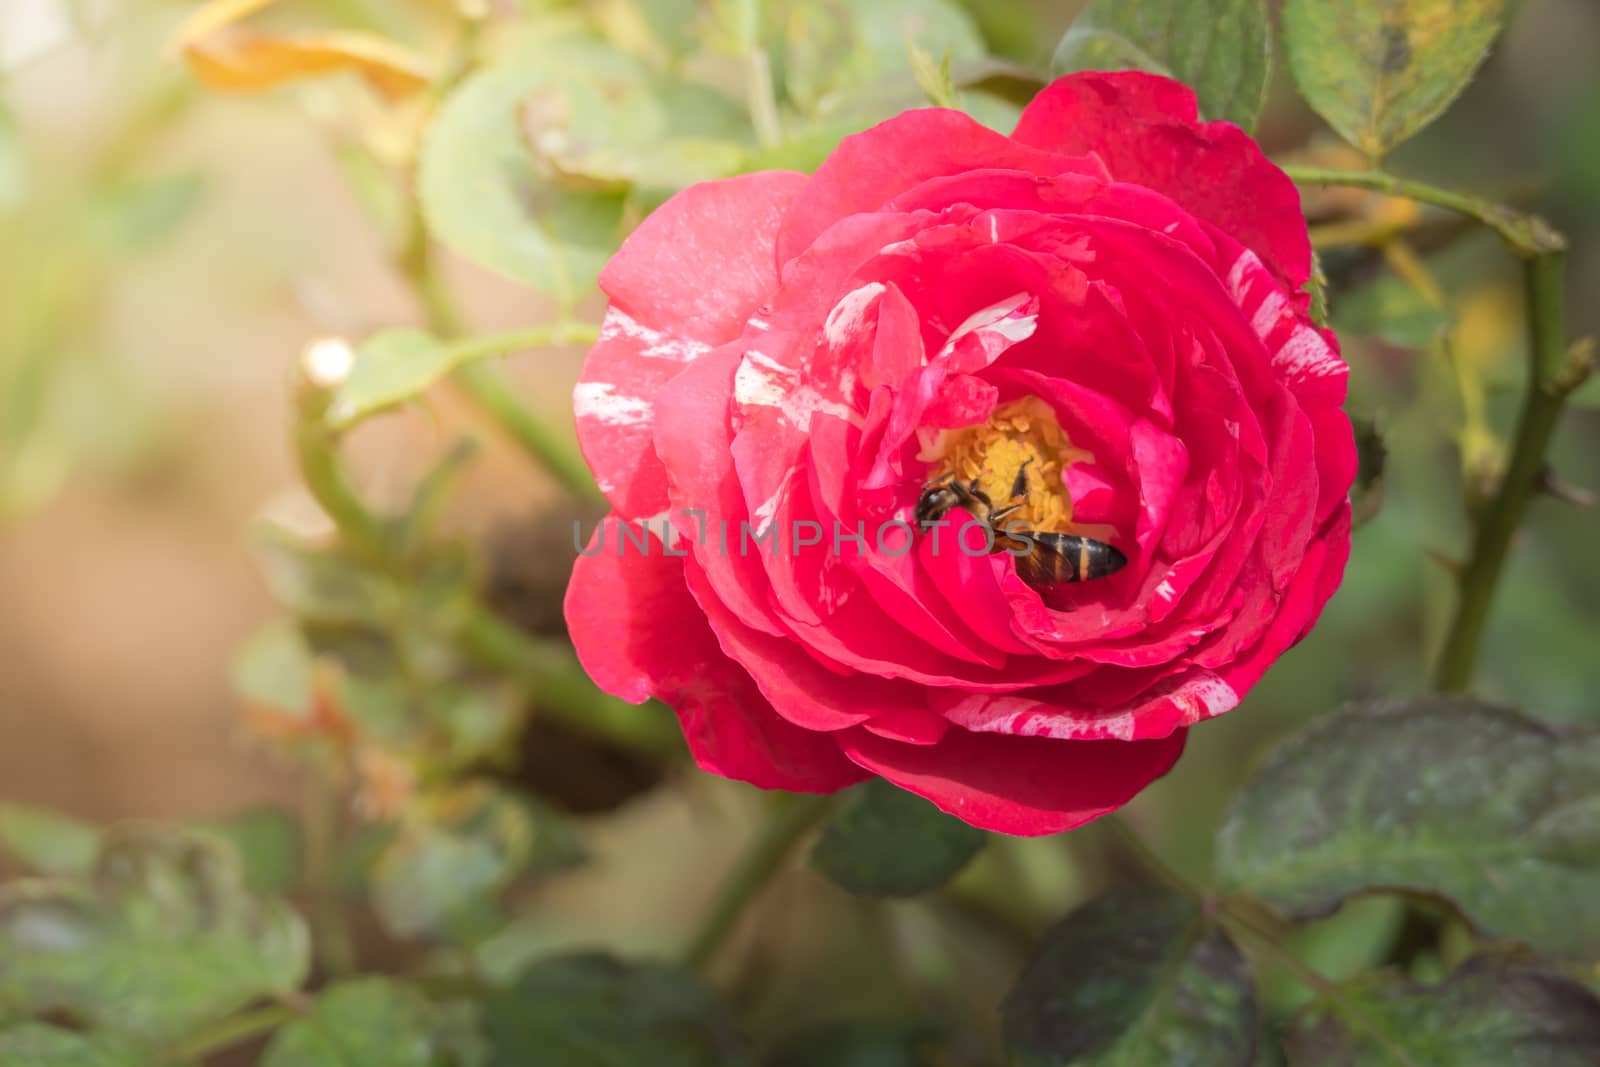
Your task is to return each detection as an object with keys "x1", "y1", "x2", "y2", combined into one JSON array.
[
  {"x1": 766, "y1": 1019, "x2": 936, "y2": 1067},
  {"x1": 908, "y1": 43, "x2": 957, "y2": 108},
  {"x1": 1051, "y1": 0, "x2": 1271, "y2": 131},
  {"x1": 419, "y1": 45, "x2": 626, "y2": 302},
  {"x1": 0, "y1": 828, "x2": 310, "y2": 1039},
  {"x1": 0, "y1": 805, "x2": 101, "y2": 876},
  {"x1": 327, "y1": 329, "x2": 452, "y2": 429},
  {"x1": 810, "y1": 779, "x2": 986, "y2": 897},
  {"x1": 230, "y1": 618, "x2": 316, "y2": 715},
  {"x1": 1002, "y1": 886, "x2": 1255, "y2": 1067},
  {"x1": 784, "y1": 0, "x2": 986, "y2": 117},
  {"x1": 370, "y1": 783, "x2": 534, "y2": 940},
  {"x1": 0, "y1": 1024, "x2": 145, "y2": 1067},
  {"x1": 1216, "y1": 697, "x2": 1600, "y2": 959},
  {"x1": 263, "y1": 979, "x2": 451, "y2": 1067},
  {"x1": 485, "y1": 953, "x2": 746, "y2": 1067},
  {"x1": 197, "y1": 807, "x2": 303, "y2": 894},
  {"x1": 1283, "y1": 0, "x2": 1507, "y2": 159},
  {"x1": 1285, "y1": 955, "x2": 1600, "y2": 1066},
  {"x1": 419, "y1": 33, "x2": 746, "y2": 303}
]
